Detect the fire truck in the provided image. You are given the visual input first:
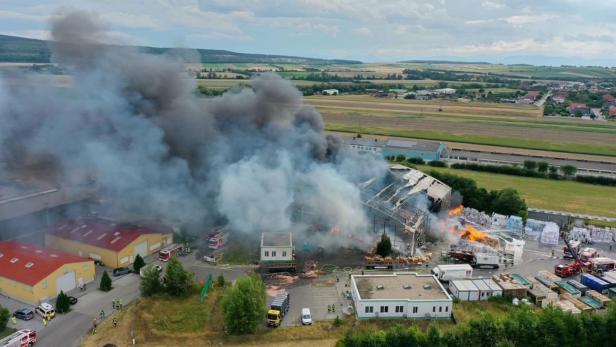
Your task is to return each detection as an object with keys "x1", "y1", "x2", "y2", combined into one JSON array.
[
  {"x1": 158, "y1": 244, "x2": 183, "y2": 262},
  {"x1": 563, "y1": 240, "x2": 581, "y2": 259},
  {"x1": 0, "y1": 329, "x2": 37, "y2": 347},
  {"x1": 207, "y1": 226, "x2": 229, "y2": 250},
  {"x1": 555, "y1": 261, "x2": 581, "y2": 277}
]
